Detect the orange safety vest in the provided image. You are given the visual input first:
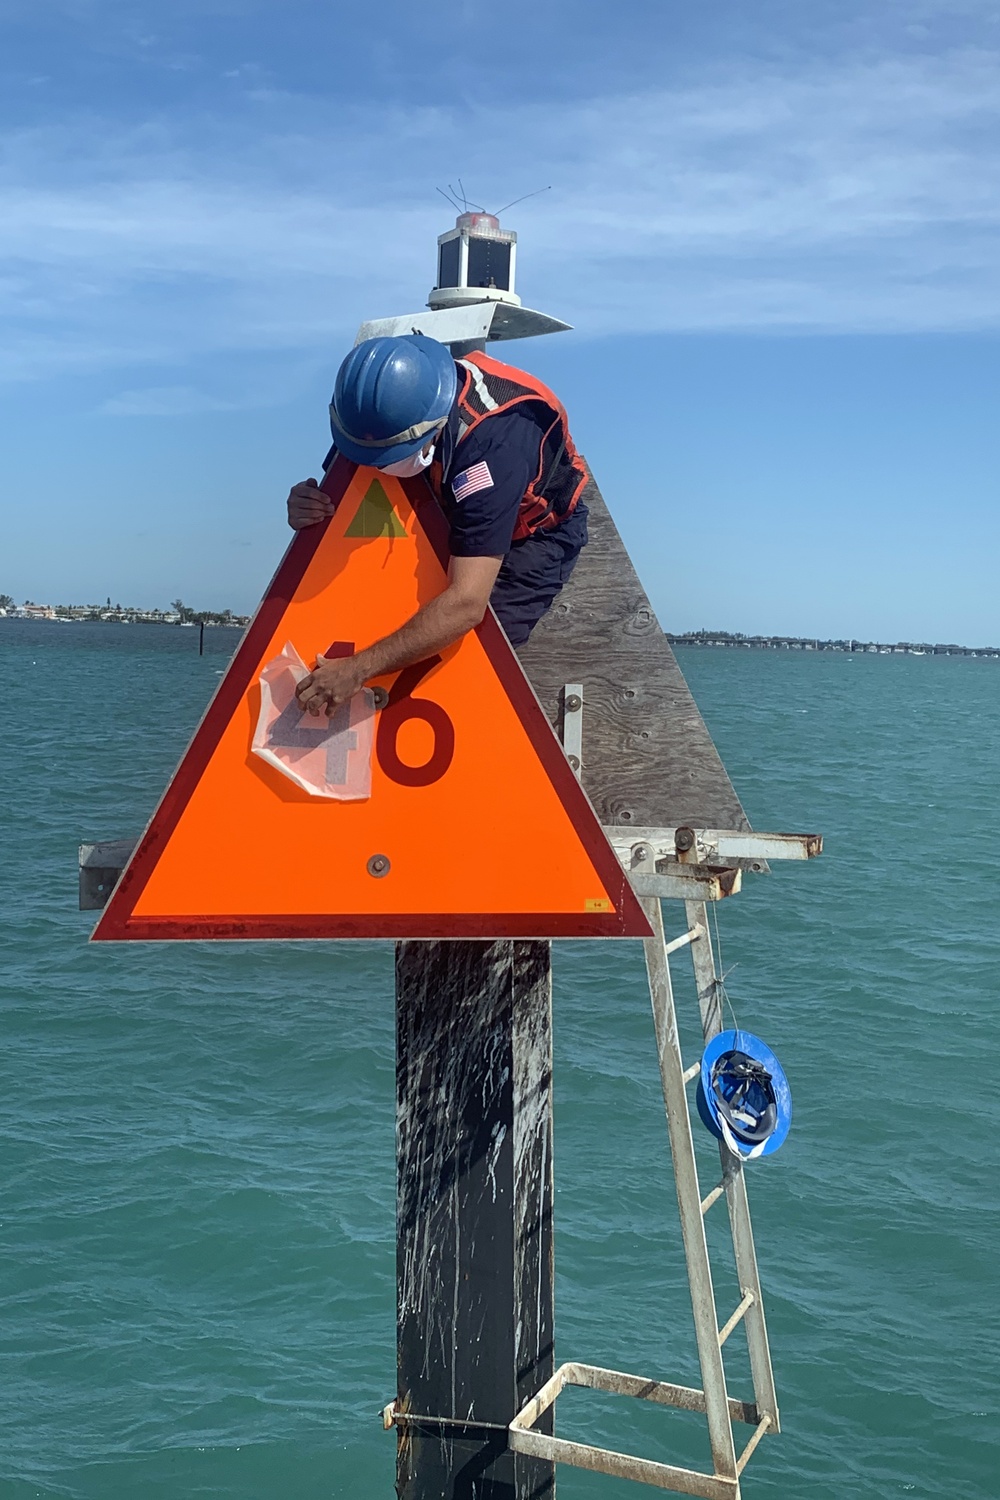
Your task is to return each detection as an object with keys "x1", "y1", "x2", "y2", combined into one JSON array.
[{"x1": 442, "y1": 352, "x2": 588, "y2": 542}]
